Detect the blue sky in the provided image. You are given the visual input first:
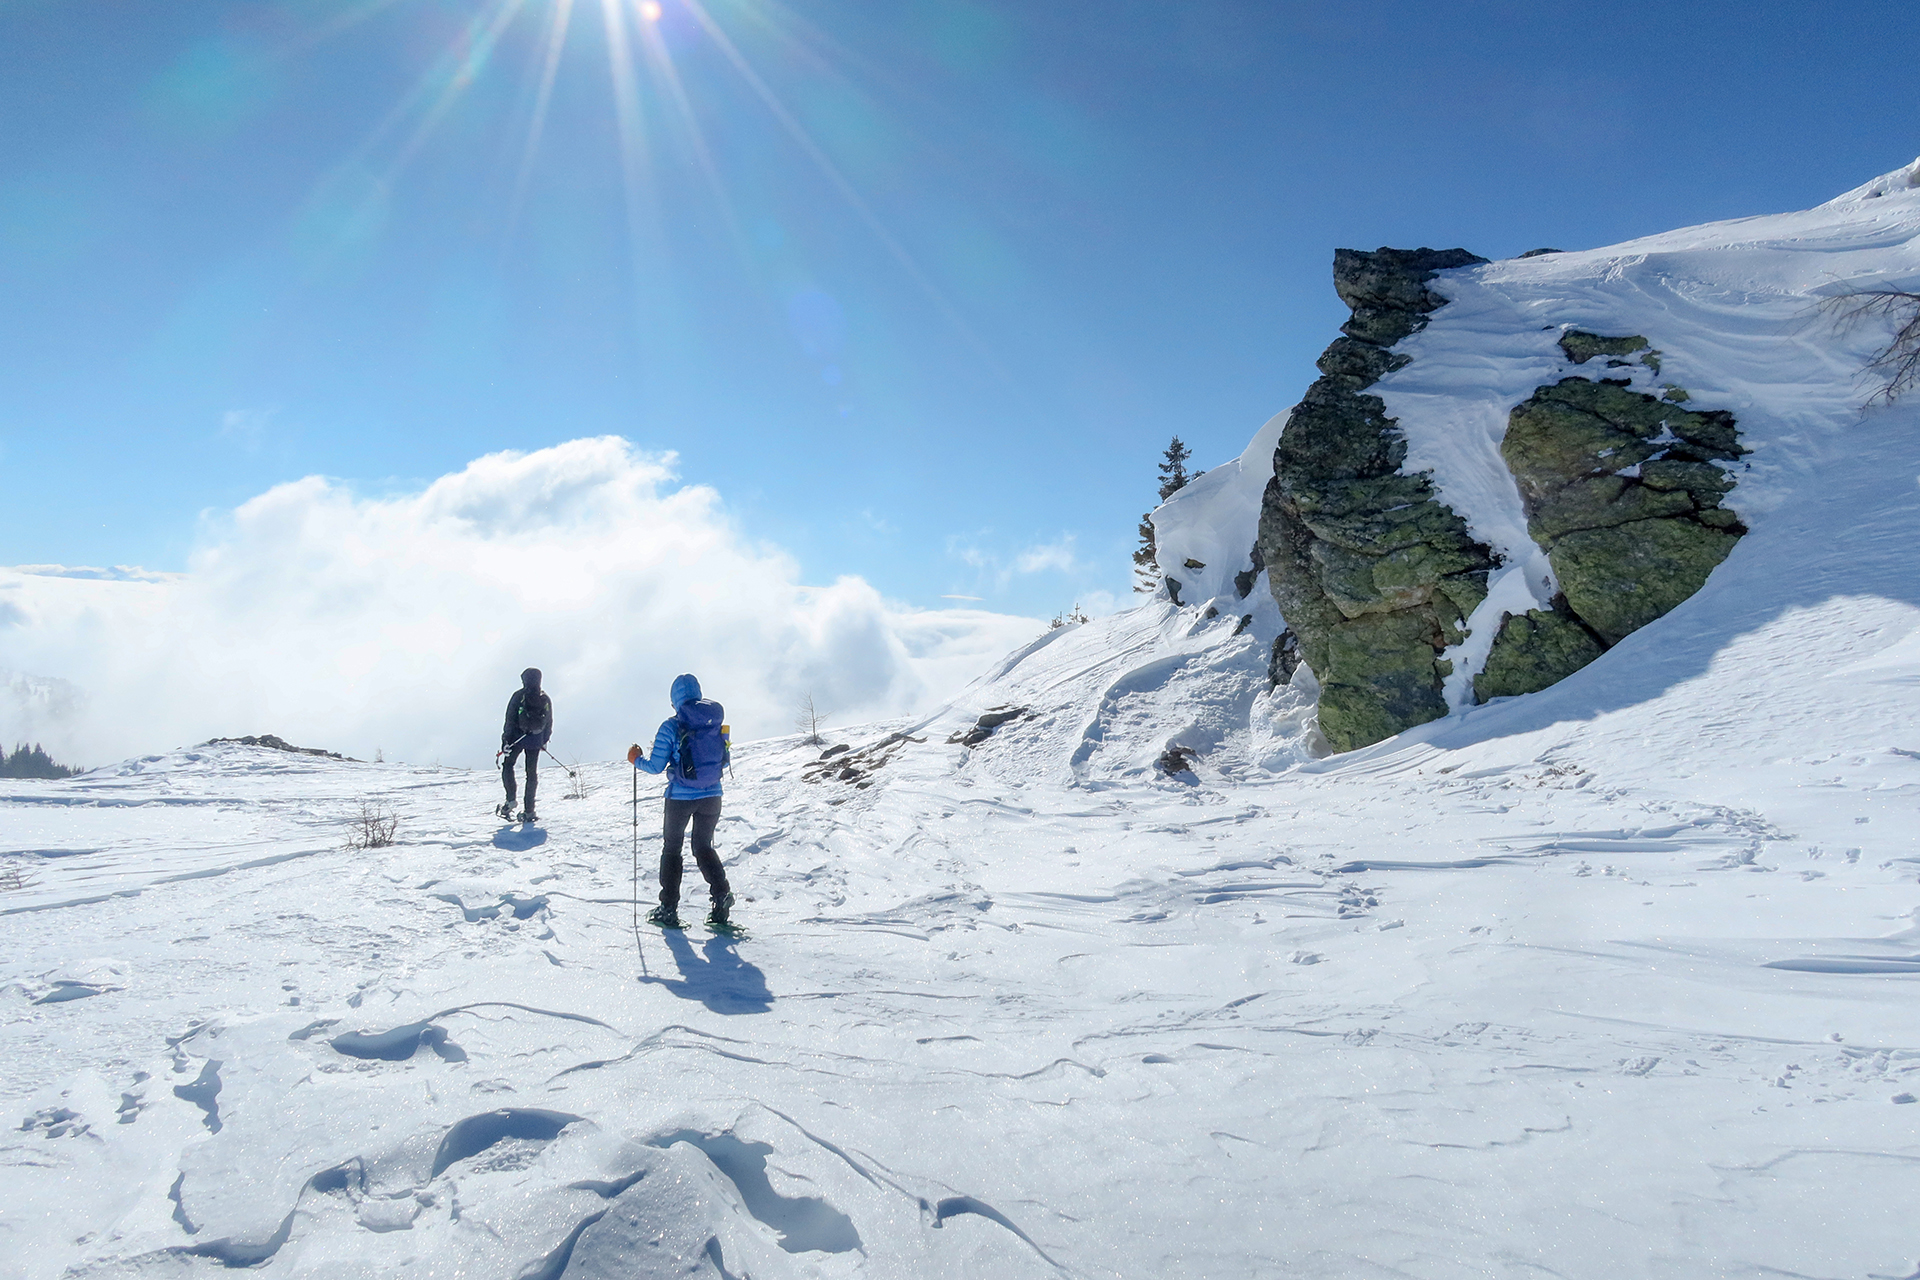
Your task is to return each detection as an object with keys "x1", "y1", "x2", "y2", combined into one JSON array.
[{"x1": 4, "y1": 0, "x2": 1917, "y2": 618}]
